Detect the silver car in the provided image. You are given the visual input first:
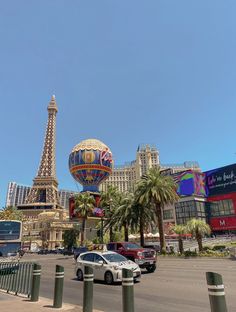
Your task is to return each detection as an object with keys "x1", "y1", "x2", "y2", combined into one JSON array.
[{"x1": 75, "y1": 251, "x2": 141, "y2": 284}]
